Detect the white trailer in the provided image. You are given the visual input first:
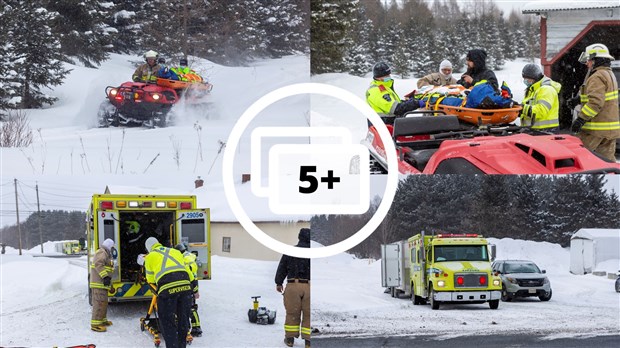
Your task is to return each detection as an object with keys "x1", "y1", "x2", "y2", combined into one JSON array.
[{"x1": 381, "y1": 240, "x2": 411, "y2": 298}]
